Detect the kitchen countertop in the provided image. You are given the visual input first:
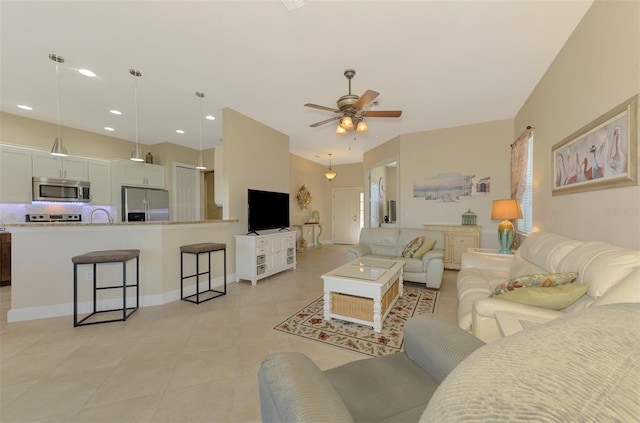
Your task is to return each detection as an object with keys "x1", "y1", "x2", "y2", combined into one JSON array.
[
  {"x1": 7, "y1": 219, "x2": 245, "y2": 322},
  {"x1": 1, "y1": 219, "x2": 238, "y2": 228}
]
